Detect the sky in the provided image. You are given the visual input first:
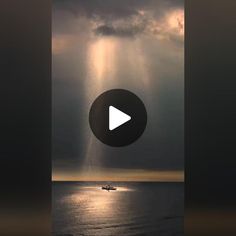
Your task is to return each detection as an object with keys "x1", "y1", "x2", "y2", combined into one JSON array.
[{"x1": 52, "y1": 0, "x2": 184, "y2": 181}]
